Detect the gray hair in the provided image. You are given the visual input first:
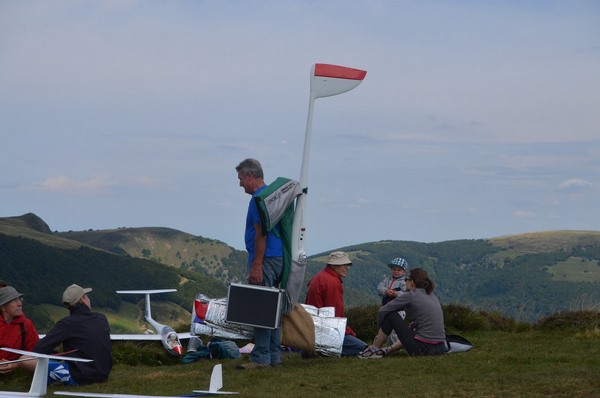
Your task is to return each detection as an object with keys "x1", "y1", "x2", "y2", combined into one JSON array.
[{"x1": 235, "y1": 158, "x2": 264, "y2": 179}]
